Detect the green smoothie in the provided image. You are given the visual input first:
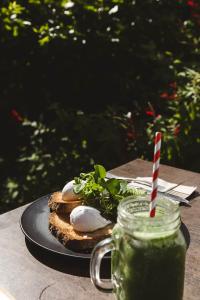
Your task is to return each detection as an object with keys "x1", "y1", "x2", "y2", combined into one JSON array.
[
  {"x1": 112, "y1": 223, "x2": 186, "y2": 300},
  {"x1": 90, "y1": 195, "x2": 187, "y2": 298}
]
